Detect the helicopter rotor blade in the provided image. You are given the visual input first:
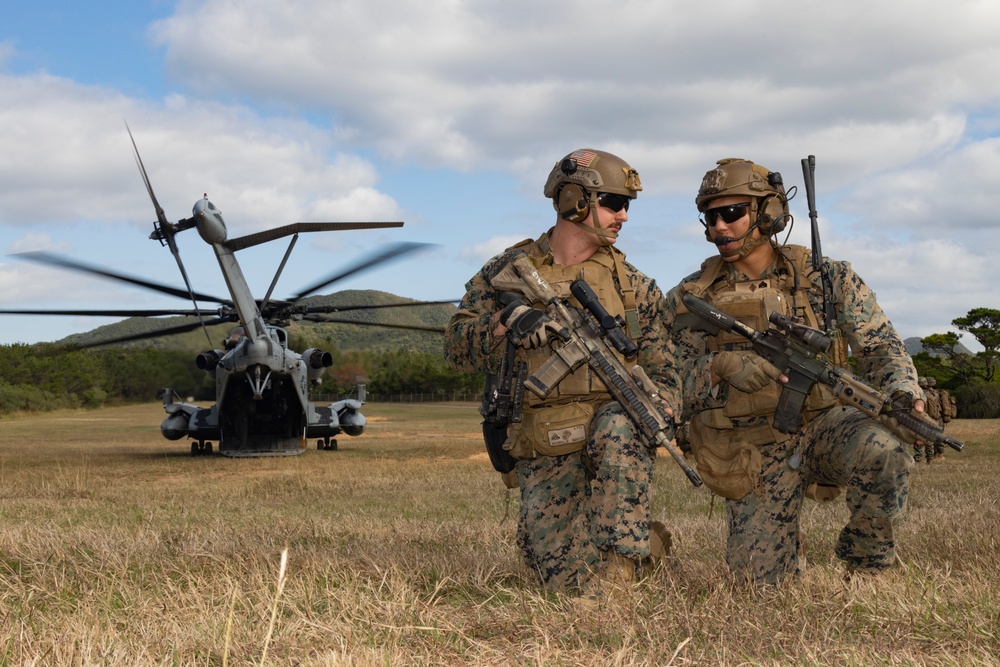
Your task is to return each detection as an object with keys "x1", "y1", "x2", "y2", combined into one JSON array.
[
  {"x1": 126, "y1": 121, "x2": 170, "y2": 230},
  {"x1": 12, "y1": 251, "x2": 231, "y2": 305},
  {"x1": 73, "y1": 315, "x2": 235, "y2": 349},
  {"x1": 127, "y1": 121, "x2": 214, "y2": 348},
  {"x1": 0, "y1": 308, "x2": 219, "y2": 317},
  {"x1": 224, "y1": 222, "x2": 405, "y2": 252},
  {"x1": 301, "y1": 299, "x2": 460, "y2": 314},
  {"x1": 290, "y1": 241, "x2": 433, "y2": 302},
  {"x1": 301, "y1": 315, "x2": 445, "y2": 333}
]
